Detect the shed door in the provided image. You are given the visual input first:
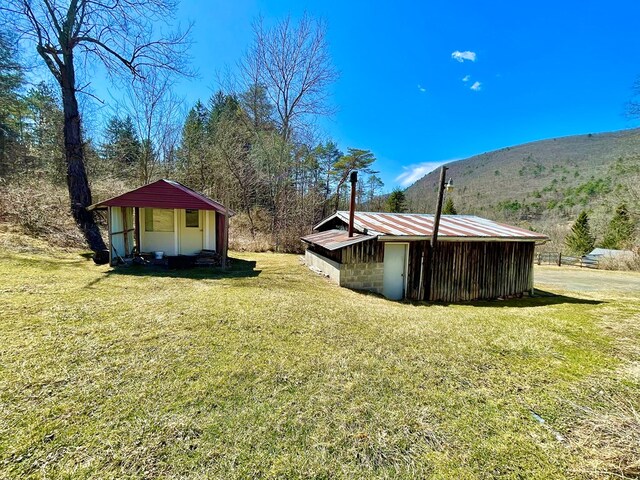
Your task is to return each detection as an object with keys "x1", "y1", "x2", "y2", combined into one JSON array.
[
  {"x1": 383, "y1": 243, "x2": 408, "y2": 300},
  {"x1": 179, "y1": 209, "x2": 203, "y2": 255}
]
